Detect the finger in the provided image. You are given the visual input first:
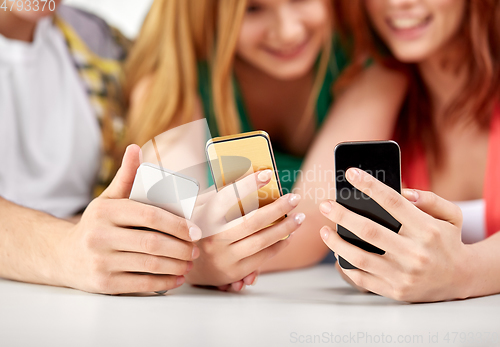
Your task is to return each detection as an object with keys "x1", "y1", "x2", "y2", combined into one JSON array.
[
  {"x1": 102, "y1": 273, "x2": 185, "y2": 295},
  {"x1": 214, "y1": 171, "x2": 273, "y2": 215},
  {"x1": 402, "y1": 189, "x2": 462, "y2": 226},
  {"x1": 345, "y1": 168, "x2": 416, "y2": 225},
  {"x1": 335, "y1": 261, "x2": 369, "y2": 293},
  {"x1": 111, "y1": 252, "x2": 193, "y2": 276},
  {"x1": 320, "y1": 226, "x2": 396, "y2": 277},
  {"x1": 230, "y1": 281, "x2": 245, "y2": 292},
  {"x1": 237, "y1": 237, "x2": 291, "y2": 276},
  {"x1": 340, "y1": 268, "x2": 393, "y2": 300},
  {"x1": 243, "y1": 271, "x2": 258, "y2": 286},
  {"x1": 217, "y1": 284, "x2": 231, "y2": 291},
  {"x1": 223, "y1": 193, "x2": 301, "y2": 241},
  {"x1": 105, "y1": 227, "x2": 199, "y2": 261},
  {"x1": 319, "y1": 200, "x2": 411, "y2": 256},
  {"x1": 232, "y1": 212, "x2": 305, "y2": 257},
  {"x1": 101, "y1": 145, "x2": 142, "y2": 200},
  {"x1": 103, "y1": 199, "x2": 203, "y2": 242}
]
